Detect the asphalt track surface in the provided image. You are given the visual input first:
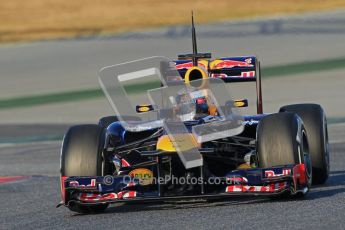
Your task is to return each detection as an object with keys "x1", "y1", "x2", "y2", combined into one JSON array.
[
  {"x1": 0, "y1": 124, "x2": 344, "y2": 230},
  {"x1": 1, "y1": 10, "x2": 345, "y2": 230}
]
